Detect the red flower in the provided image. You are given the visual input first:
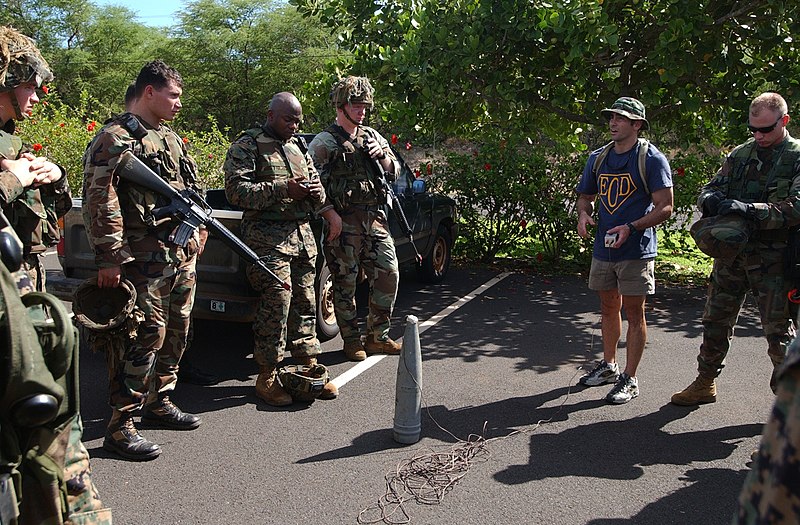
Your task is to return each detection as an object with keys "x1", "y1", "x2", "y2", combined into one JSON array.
[
  {"x1": 676, "y1": 167, "x2": 685, "y2": 177},
  {"x1": 183, "y1": 137, "x2": 189, "y2": 144},
  {"x1": 391, "y1": 134, "x2": 398, "y2": 145},
  {"x1": 59, "y1": 122, "x2": 65, "y2": 127},
  {"x1": 87, "y1": 121, "x2": 97, "y2": 132},
  {"x1": 32, "y1": 143, "x2": 43, "y2": 152},
  {"x1": 484, "y1": 163, "x2": 491, "y2": 171},
  {"x1": 41, "y1": 85, "x2": 49, "y2": 94},
  {"x1": 519, "y1": 219, "x2": 528, "y2": 229},
  {"x1": 208, "y1": 154, "x2": 214, "y2": 159},
  {"x1": 426, "y1": 163, "x2": 432, "y2": 175},
  {"x1": 414, "y1": 169, "x2": 421, "y2": 178},
  {"x1": 405, "y1": 142, "x2": 412, "y2": 151}
]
